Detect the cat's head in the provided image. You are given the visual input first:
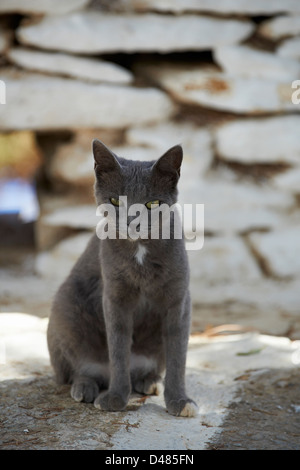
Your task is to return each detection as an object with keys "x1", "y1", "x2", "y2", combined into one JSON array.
[{"x1": 93, "y1": 139, "x2": 183, "y2": 240}]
